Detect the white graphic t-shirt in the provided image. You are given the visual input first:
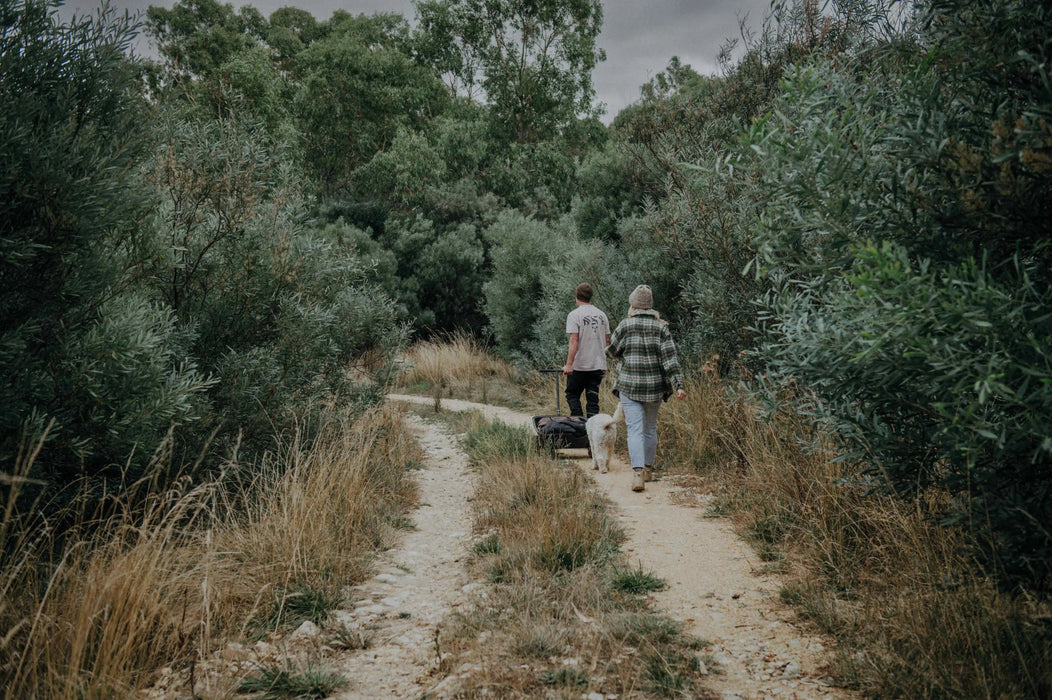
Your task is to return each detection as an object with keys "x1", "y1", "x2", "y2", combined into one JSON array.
[{"x1": 566, "y1": 304, "x2": 610, "y2": 371}]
